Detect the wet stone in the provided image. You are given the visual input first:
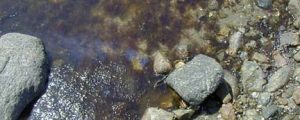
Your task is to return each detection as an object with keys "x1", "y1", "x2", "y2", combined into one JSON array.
[
  {"x1": 166, "y1": 54, "x2": 223, "y2": 105},
  {"x1": 227, "y1": 28, "x2": 245, "y2": 56},
  {"x1": 240, "y1": 61, "x2": 266, "y2": 93},
  {"x1": 265, "y1": 65, "x2": 291, "y2": 92},
  {"x1": 0, "y1": 33, "x2": 47, "y2": 120}
]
